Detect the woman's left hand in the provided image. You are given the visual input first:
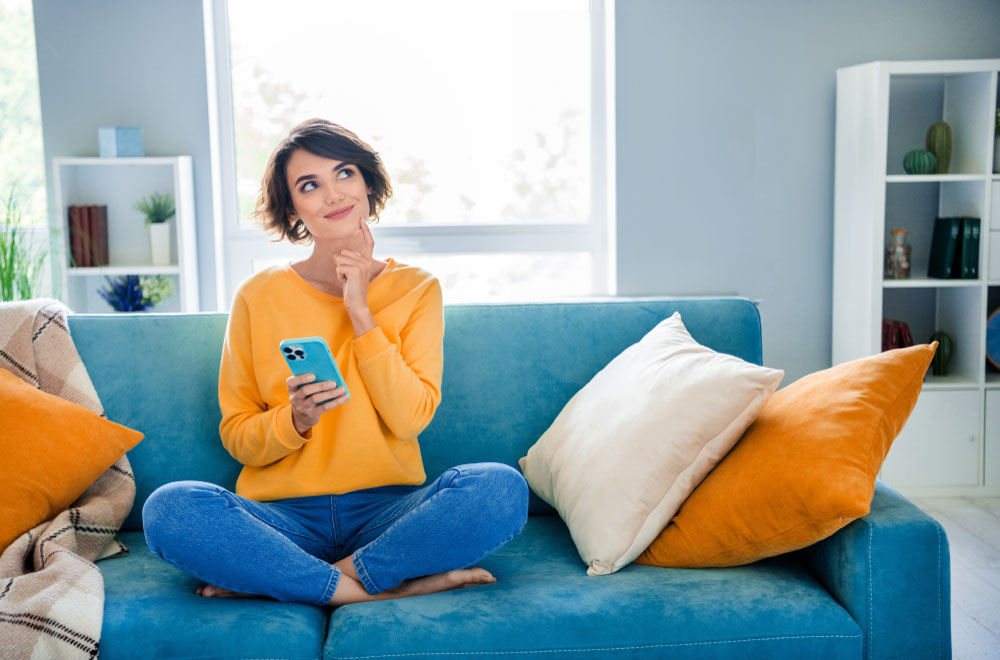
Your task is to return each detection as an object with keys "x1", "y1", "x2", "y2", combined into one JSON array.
[{"x1": 335, "y1": 218, "x2": 377, "y2": 335}]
